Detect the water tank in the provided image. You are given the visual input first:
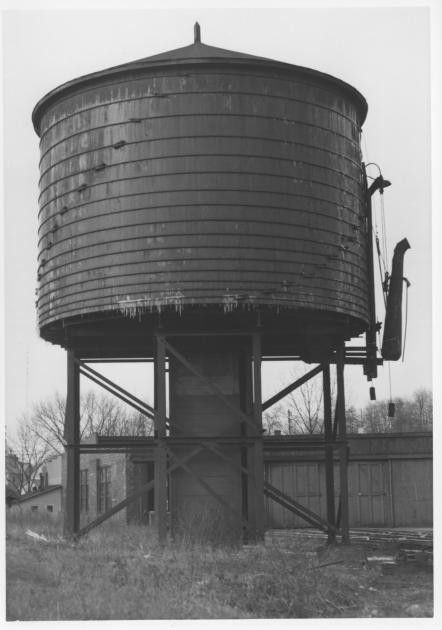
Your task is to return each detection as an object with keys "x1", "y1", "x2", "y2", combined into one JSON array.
[{"x1": 33, "y1": 32, "x2": 368, "y2": 360}]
